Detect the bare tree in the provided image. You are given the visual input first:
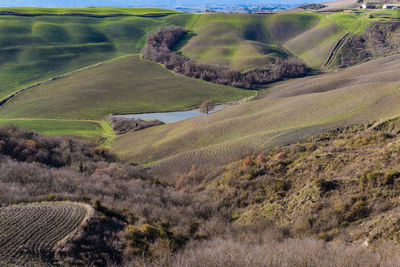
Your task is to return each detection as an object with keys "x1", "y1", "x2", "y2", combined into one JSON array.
[{"x1": 199, "y1": 100, "x2": 214, "y2": 115}]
